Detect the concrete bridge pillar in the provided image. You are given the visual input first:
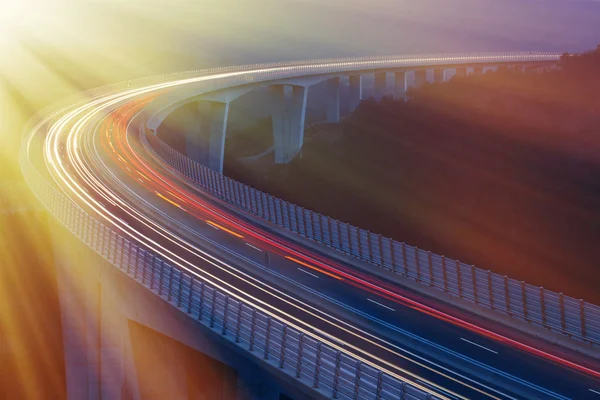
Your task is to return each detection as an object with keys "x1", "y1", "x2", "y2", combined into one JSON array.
[
  {"x1": 455, "y1": 67, "x2": 467, "y2": 77},
  {"x1": 185, "y1": 101, "x2": 229, "y2": 174},
  {"x1": 201, "y1": 101, "x2": 230, "y2": 174},
  {"x1": 271, "y1": 84, "x2": 308, "y2": 163},
  {"x1": 414, "y1": 69, "x2": 427, "y2": 88},
  {"x1": 325, "y1": 77, "x2": 340, "y2": 123},
  {"x1": 348, "y1": 75, "x2": 362, "y2": 112},
  {"x1": 374, "y1": 72, "x2": 387, "y2": 101},
  {"x1": 394, "y1": 71, "x2": 407, "y2": 100},
  {"x1": 54, "y1": 232, "x2": 140, "y2": 400},
  {"x1": 473, "y1": 66, "x2": 484, "y2": 76},
  {"x1": 433, "y1": 68, "x2": 444, "y2": 84}
]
